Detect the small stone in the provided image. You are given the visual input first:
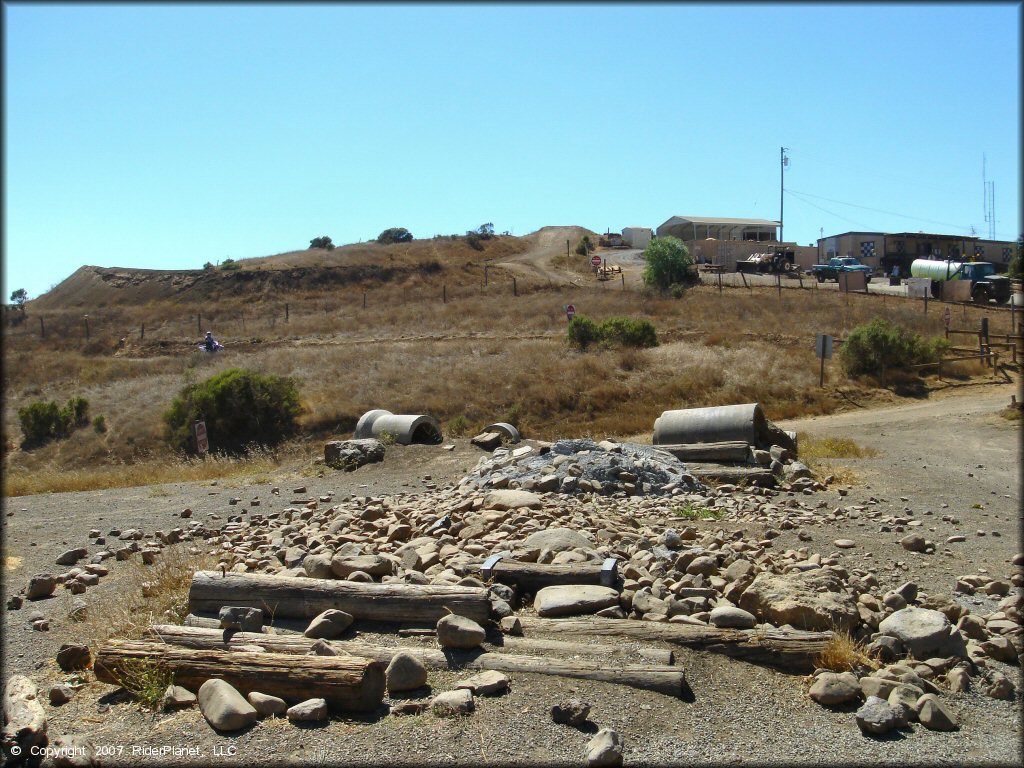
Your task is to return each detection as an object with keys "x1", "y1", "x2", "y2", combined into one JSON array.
[
  {"x1": 499, "y1": 616, "x2": 523, "y2": 635},
  {"x1": 287, "y1": 698, "x2": 329, "y2": 722},
  {"x1": 808, "y1": 671, "x2": 860, "y2": 705},
  {"x1": 900, "y1": 534, "x2": 927, "y2": 553},
  {"x1": 56, "y1": 643, "x2": 92, "y2": 672},
  {"x1": 917, "y1": 693, "x2": 958, "y2": 730},
  {"x1": 390, "y1": 701, "x2": 427, "y2": 716},
  {"x1": 304, "y1": 609, "x2": 354, "y2": 639},
  {"x1": 197, "y1": 679, "x2": 259, "y2": 731},
  {"x1": 49, "y1": 683, "x2": 74, "y2": 705},
  {"x1": 855, "y1": 695, "x2": 898, "y2": 735},
  {"x1": 247, "y1": 691, "x2": 287, "y2": 717},
  {"x1": 218, "y1": 606, "x2": 264, "y2": 633},
  {"x1": 436, "y1": 614, "x2": 486, "y2": 649},
  {"x1": 834, "y1": 539, "x2": 856, "y2": 549},
  {"x1": 385, "y1": 652, "x2": 429, "y2": 693},
  {"x1": 26, "y1": 573, "x2": 57, "y2": 600},
  {"x1": 163, "y1": 685, "x2": 197, "y2": 710},
  {"x1": 49, "y1": 734, "x2": 97, "y2": 768},
  {"x1": 455, "y1": 670, "x2": 509, "y2": 696},
  {"x1": 534, "y1": 585, "x2": 619, "y2": 618},
  {"x1": 708, "y1": 605, "x2": 757, "y2": 629},
  {"x1": 431, "y1": 688, "x2": 474, "y2": 717},
  {"x1": 586, "y1": 727, "x2": 624, "y2": 767},
  {"x1": 551, "y1": 698, "x2": 591, "y2": 727},
  {"x1": 56, "y1": 548, "x2": 88, "y2": 566}
]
